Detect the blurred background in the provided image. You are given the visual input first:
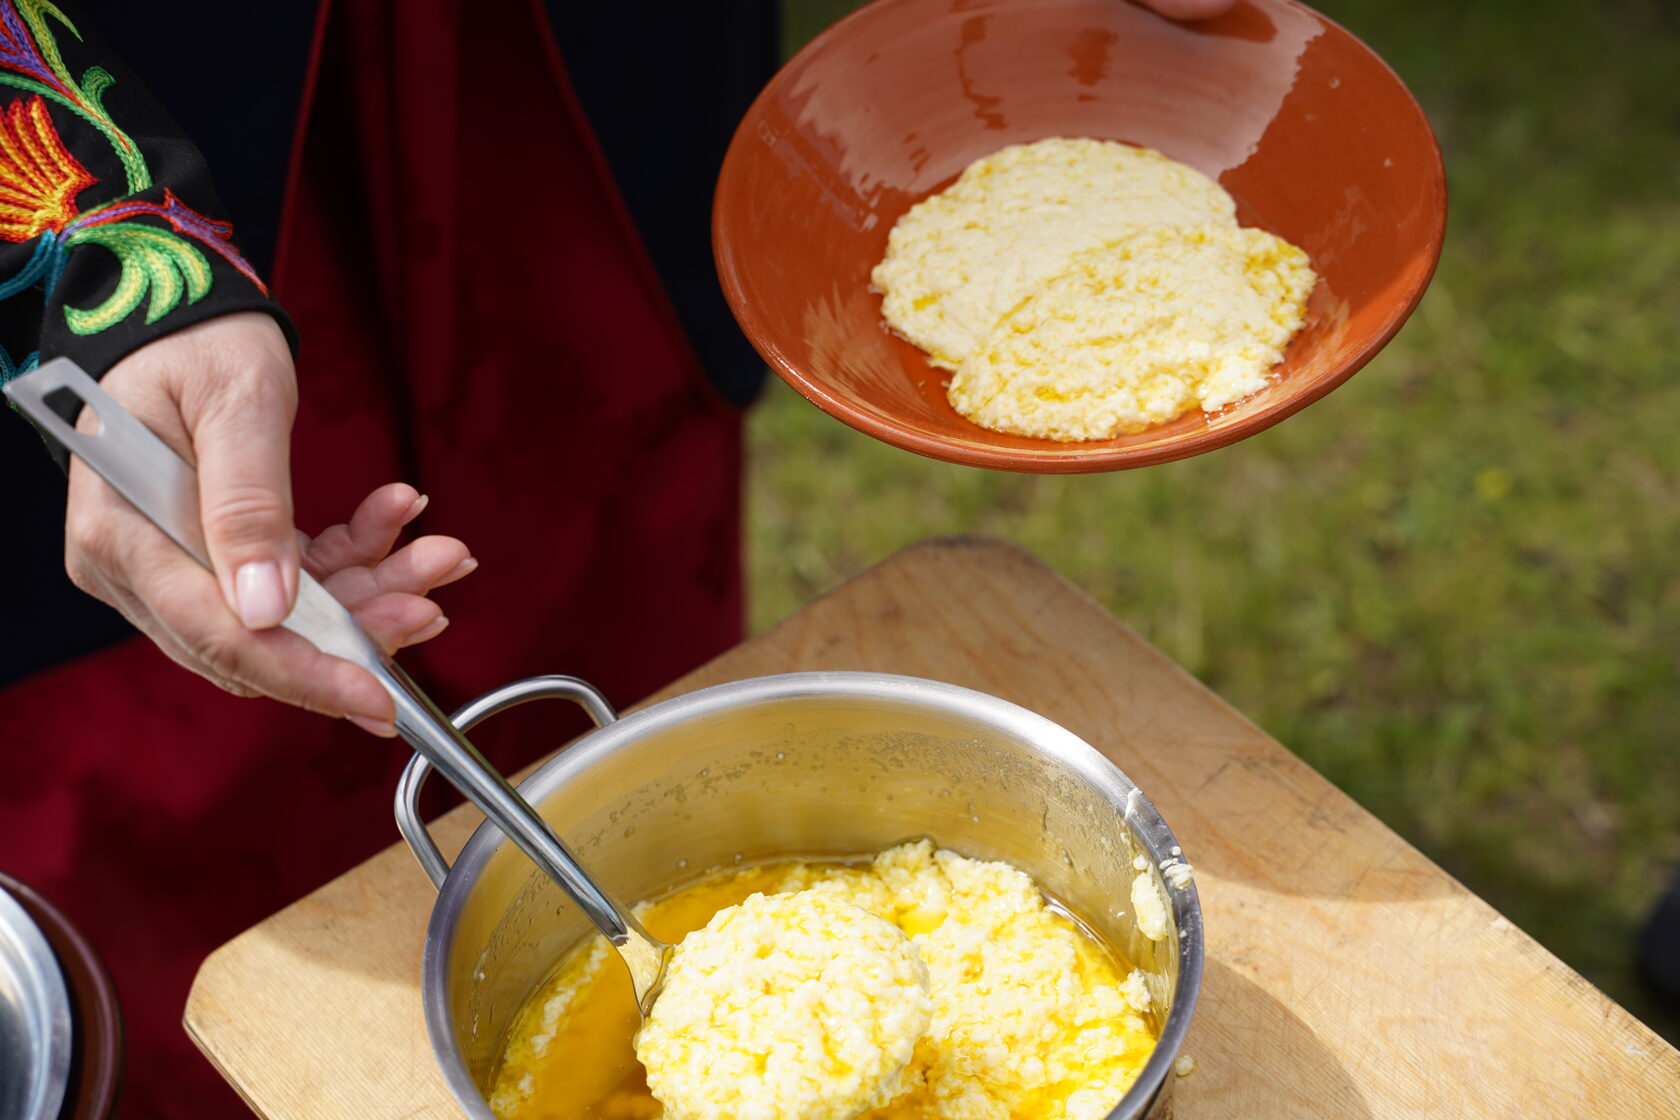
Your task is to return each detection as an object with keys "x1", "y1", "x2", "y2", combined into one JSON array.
[{"x1": 758, "y1": 0, "x2": 1680, "y2": 1042}]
